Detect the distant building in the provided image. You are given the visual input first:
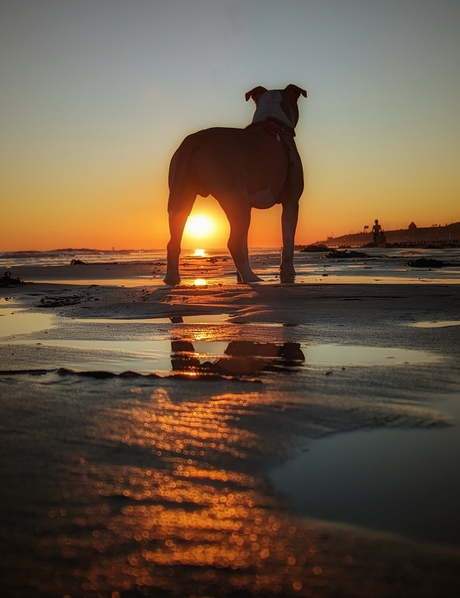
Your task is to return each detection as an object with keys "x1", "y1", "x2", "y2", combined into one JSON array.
[{"x1": 408, "y1": 222, "x2": 417, "y2": 231}]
